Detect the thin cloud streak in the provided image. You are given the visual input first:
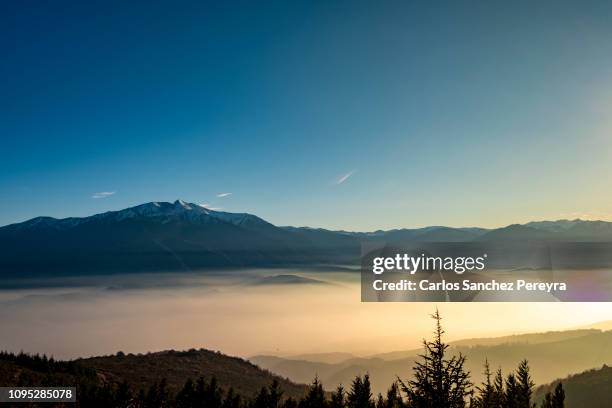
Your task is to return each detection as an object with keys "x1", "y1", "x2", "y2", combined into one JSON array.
[
  {"x1": 216, "y1": 192, "x2": 232, "y2": 198},
  {"x1": 92, "y1": 191, "x2": 115, "y2": 199},
  {"x1": 198, "y1": 203, "x2": 223, "y2": 211},
  {"x1": 335, "y1": 170, "x2": 356, "y2": 185}
]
